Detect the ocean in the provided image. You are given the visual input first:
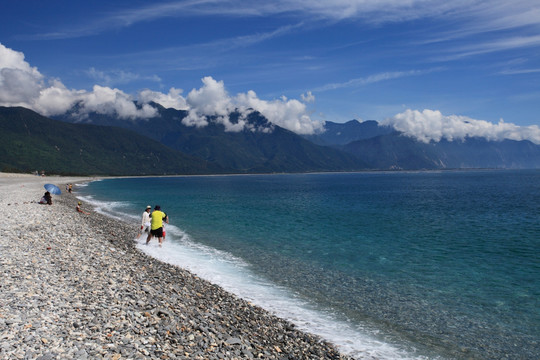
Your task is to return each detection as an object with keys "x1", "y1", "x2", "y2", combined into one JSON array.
[{"x1": 76, "y1": 170, "x2": 540, "y2": 359}]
